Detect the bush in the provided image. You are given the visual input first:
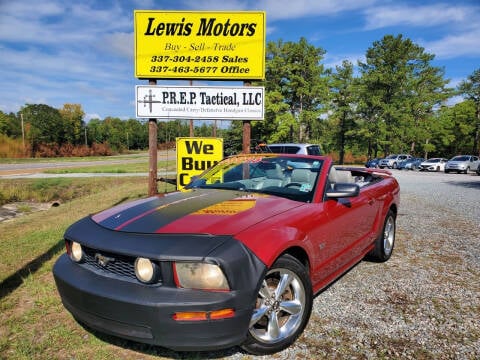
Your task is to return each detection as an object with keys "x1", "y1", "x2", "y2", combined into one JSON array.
[
  {"x1": 0, "y1": 135, "x2": 27, "y2": 158},
  {"x1": 28, "y1": 142, "x2": 113, "y2": 157}
]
